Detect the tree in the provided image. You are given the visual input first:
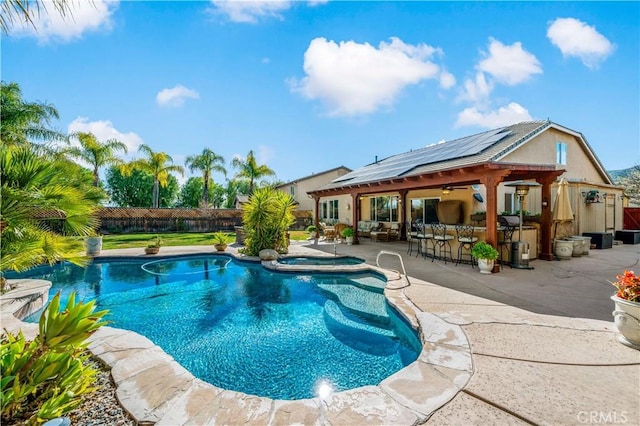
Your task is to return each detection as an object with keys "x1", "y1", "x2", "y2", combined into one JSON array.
[
  {"x1": 176, "y1": 177, "x2": 225, "y2": 208},
  {"x1": 231, "y1": 150, "x2": 276, "y2": 194},
  {"x1": 223, "y1": 178, "x2": 250, "y2": 208},
  {"x1": 1, "y1": 0, "x2": 73, "y2": 34},
  {"x1": 106, "y1": 166, "x2": 179, "y2": 208},
  {"x1": 0, "y1": 81, "x2": 67, "y2": 147},
  {"x1": 121, "y1": 144, "x2": 184, "y2": 208},
  {"x1": 617, "y1": 165, "x2": 640, "y2": 205},
  {"x1": 1, "y1": 144, "x2": 104, "y2": 277},
  {"x1": 185, "y1": 148, "x2": 226, "y2": 207},
  {"x1": 242, "y1": 187, "x2": 296, "y2": 256},
  {"x1": 66, "y1": 132, "x2": 127, "y2": 187}
]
